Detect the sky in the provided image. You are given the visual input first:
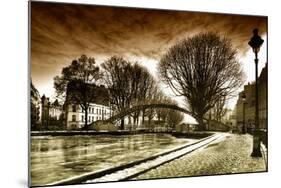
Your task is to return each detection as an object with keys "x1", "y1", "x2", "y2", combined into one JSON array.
[{"x1": 30, "y1": 2, "x2": 267, "y2": 109}]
